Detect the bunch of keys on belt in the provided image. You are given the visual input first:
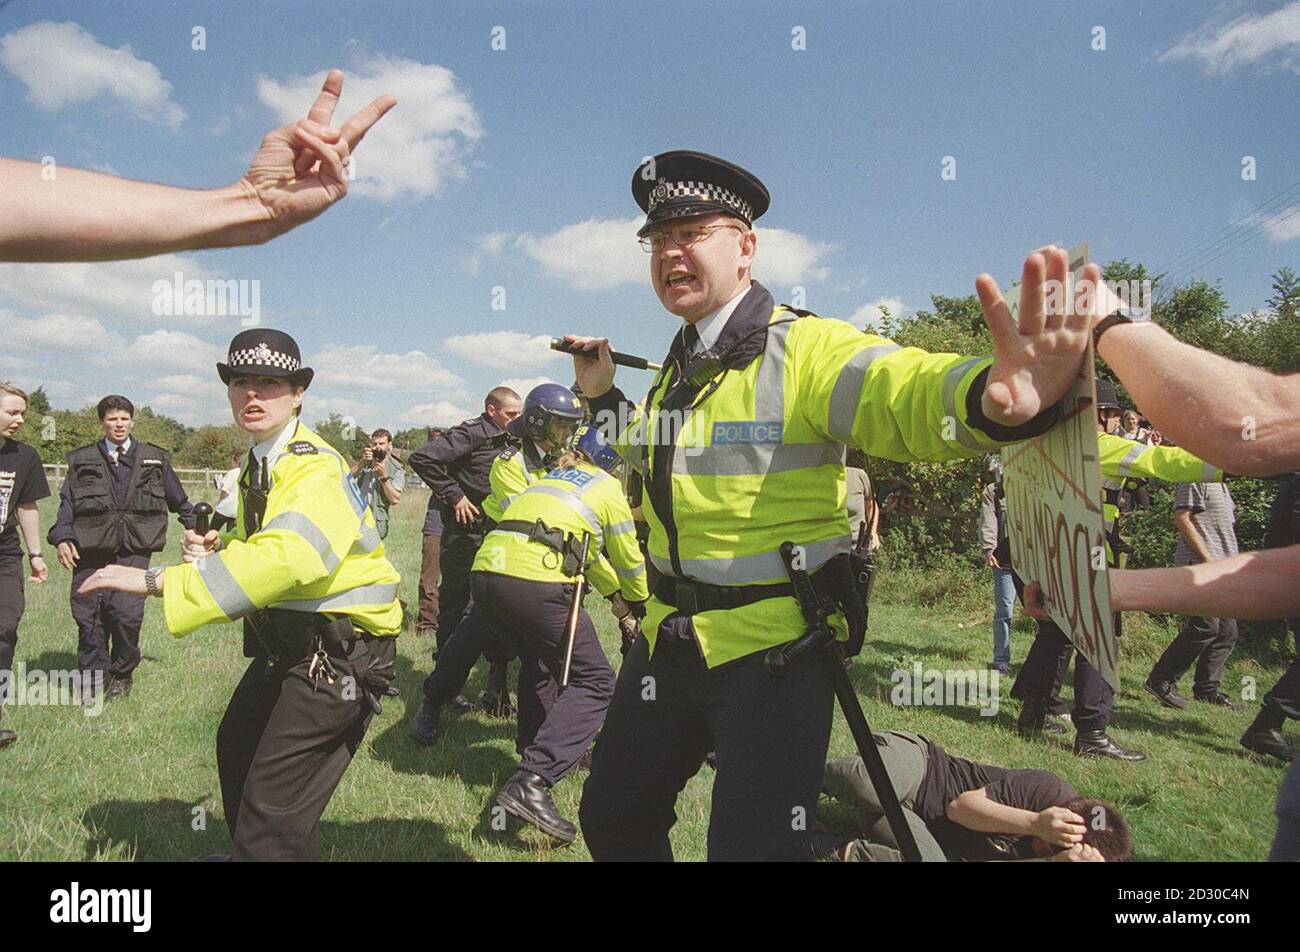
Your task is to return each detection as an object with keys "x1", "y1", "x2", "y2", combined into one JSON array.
[{"x1": 308, "y1": 642, "x2": 338, "y2": 691}]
